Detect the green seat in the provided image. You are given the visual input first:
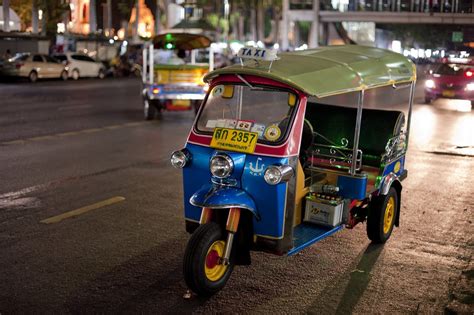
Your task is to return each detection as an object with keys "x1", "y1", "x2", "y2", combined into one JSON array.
[{"x1": 305, "y1": 103, "x2": 405, "y2": 168}]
